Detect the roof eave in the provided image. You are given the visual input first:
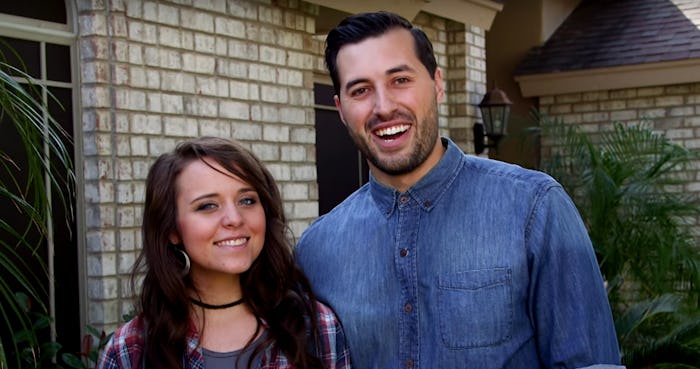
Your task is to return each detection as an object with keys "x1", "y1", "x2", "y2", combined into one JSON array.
[
  {"x1": 305, "y1": 0, "x2": 503, "y2": 30},
  {"x1": 515, "y1": 59, "x2": 700, "y2": 97}
]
